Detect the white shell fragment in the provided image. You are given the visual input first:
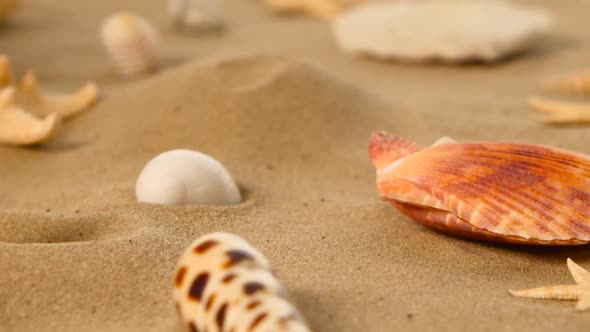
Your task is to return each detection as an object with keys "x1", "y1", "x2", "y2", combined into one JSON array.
[
  {"x1": 101, "y1": 12, "x2": 161, "y2": 76},
  {"x1": 332, "y1": 0, "x2": 552, "y2": 63},
  {"x1": 173, "y1": 232, "x2": 311, "y2": 332},
  {"x1": 135, "y1": 149, "x2": 241, "y2": 205},
  {"x1": 168, "y1": 0, "x2": 225, "y2": 31}
]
